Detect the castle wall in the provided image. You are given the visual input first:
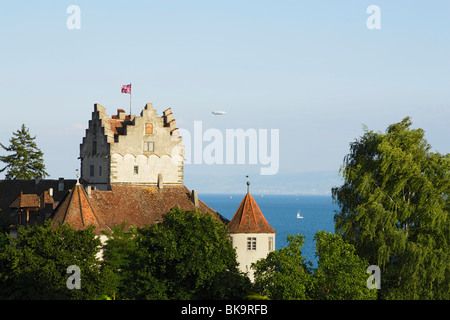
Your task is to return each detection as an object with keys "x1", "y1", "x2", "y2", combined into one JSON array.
[
  {"x1": 80, "y1": 103, "x2": 184, "y2": 188},
  {"x1": 230, "y1": 232, "x2": 275, "y2": 282},
  {"x1": 110, "y1": 153, "x2": 183, "y2": 185},
  {"x1": 80, "y1": 104, "x2": 111, "y2": 187},
  {"x1": 109, "y1": 103, "x2": 184, "y2": 186}
]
